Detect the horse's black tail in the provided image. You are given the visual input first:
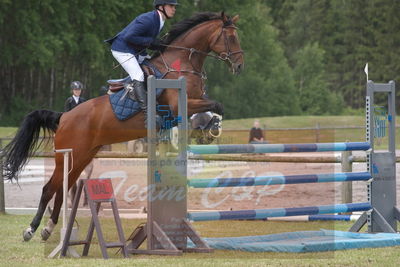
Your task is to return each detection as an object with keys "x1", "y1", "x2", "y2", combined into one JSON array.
[{"x1": 1, "y1": 110, "x2": 62, "y2": 182}]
